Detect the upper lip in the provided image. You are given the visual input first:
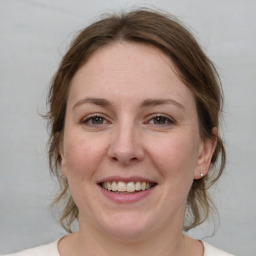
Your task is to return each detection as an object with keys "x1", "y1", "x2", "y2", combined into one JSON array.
[{"x1": 97, "y1": 176, "x2": 157, "y2": 184}]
